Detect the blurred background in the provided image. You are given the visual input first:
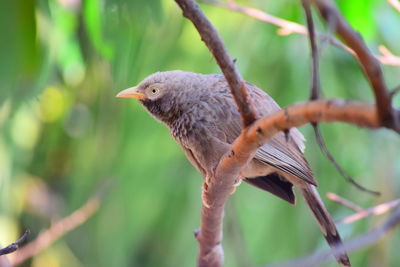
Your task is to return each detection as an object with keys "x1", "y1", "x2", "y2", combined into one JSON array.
[{"x1": 1, "y1": 0, "x2": 400, "y2": 266}]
